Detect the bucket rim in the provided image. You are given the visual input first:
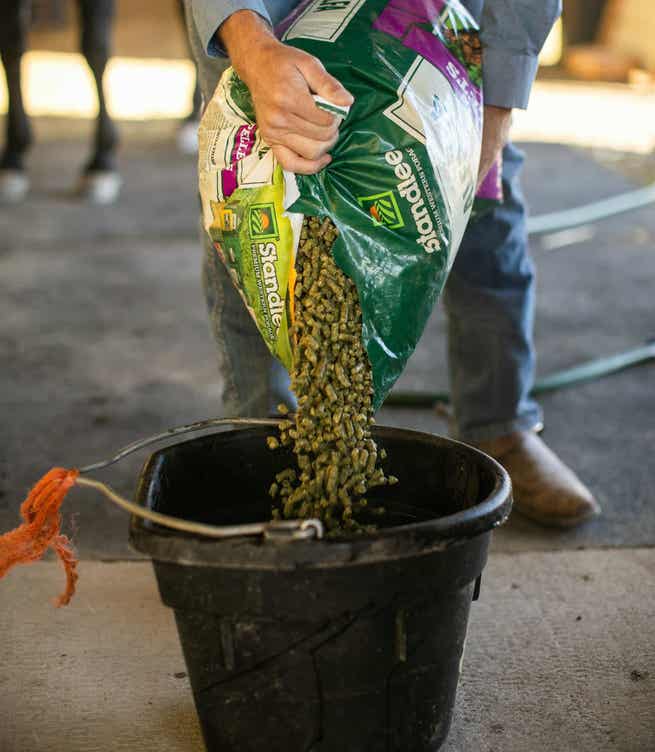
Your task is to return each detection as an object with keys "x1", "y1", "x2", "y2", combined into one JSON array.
[{"x1": 129, "y1": 422, "x2": 512, "y2": 568}]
